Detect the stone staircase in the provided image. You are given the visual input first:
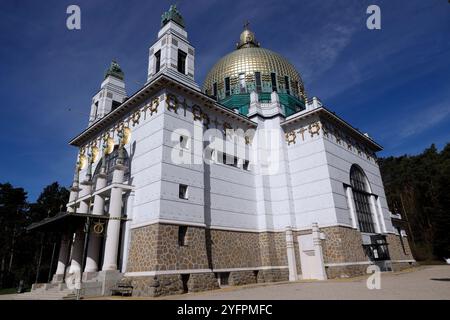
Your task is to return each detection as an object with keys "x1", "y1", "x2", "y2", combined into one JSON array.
[
  {"x1": 0, "y1": 271, "x2": 124, "y2": 300},
  {"x1": 7, "y1": 283, "x2": 76, "y2": 300}
]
